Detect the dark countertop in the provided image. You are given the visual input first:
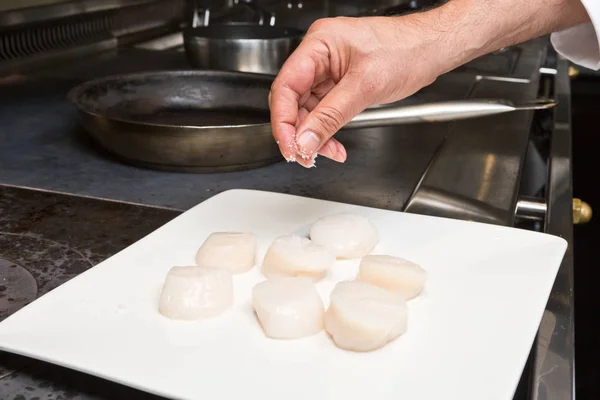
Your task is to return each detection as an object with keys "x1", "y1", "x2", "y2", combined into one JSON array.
[{"x1": 0, "y1": 185, "x2": 178, "y2": 400}]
